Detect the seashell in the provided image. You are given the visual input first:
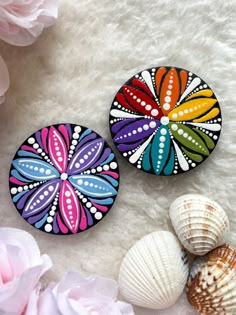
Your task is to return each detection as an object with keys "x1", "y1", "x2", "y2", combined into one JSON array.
[
  {"x1": 118, "y1": 231, "x2": 189, "y2": 310},
  {"x1": 169, "y1": 194, "x2": 230, "y2": 256},
  {"x1": 187, "y1": 244, "x2": 236, "y2": 315}
]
